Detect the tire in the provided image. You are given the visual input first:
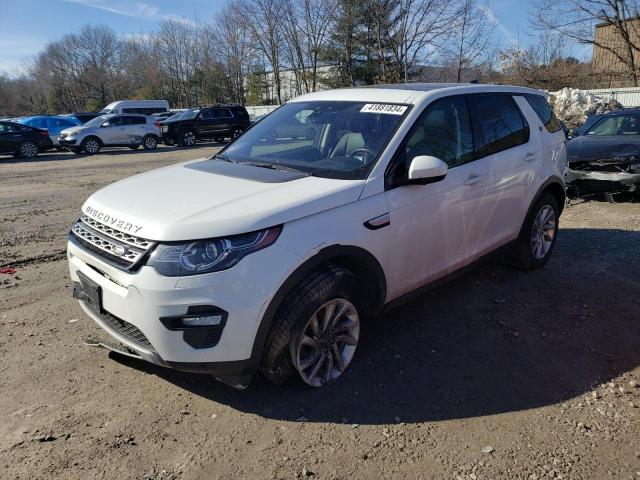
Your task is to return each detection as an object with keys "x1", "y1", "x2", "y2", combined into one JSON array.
[
  {"x1": 142, "y1": 134, "x2": 158, "y2": 151},
  {"x1": 179, "y1": 130, "x2": 197, "y2": 147},
  {"x1": 18, "y1": 141, "x2": 38, "y2": 158},
  {"x1": 260, "y1": 265, "x2": 362, "y2": 387},
  {"x1": 81, "y1": 137, "x2": 101, "y2": 155},
  {"x1": 509, "y1": 192, "x2": 559, "y2": 270},
  {"x1": 214, "y1": 137, "x2": 225, "y2": 143},
  {"x1": 164, "y1": 138, "x2": 175, "y2": 146}
]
